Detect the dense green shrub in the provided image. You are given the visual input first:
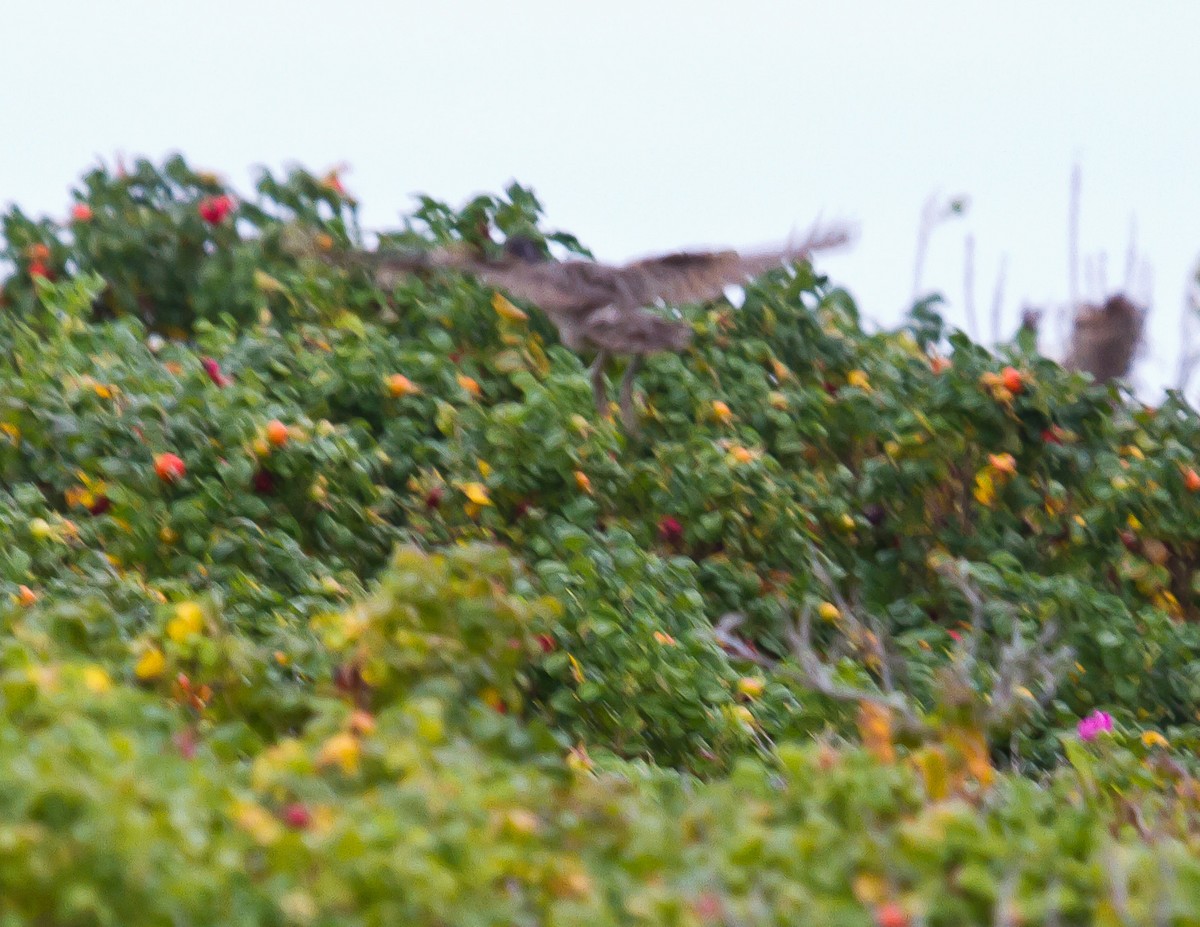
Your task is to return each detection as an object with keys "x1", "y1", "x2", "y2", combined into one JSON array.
[{"x1": 5, "y1": 154, "x2": 1200, "y2": 923}]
